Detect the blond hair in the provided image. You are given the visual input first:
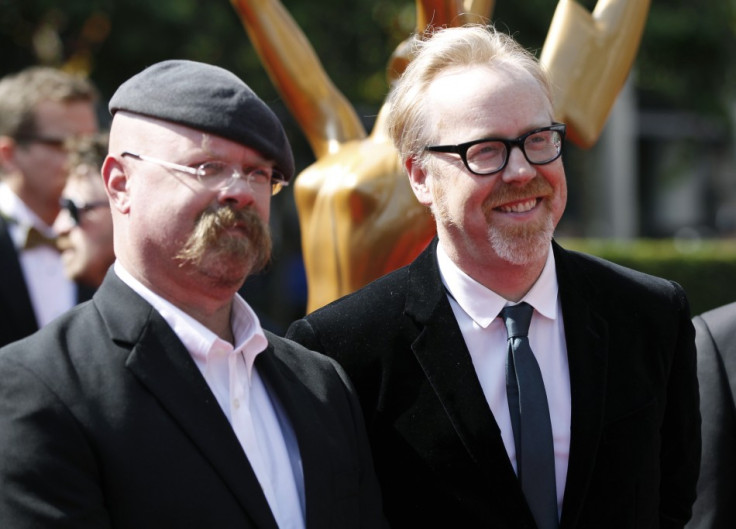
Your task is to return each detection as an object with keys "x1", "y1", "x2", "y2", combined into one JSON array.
[
  {"x1": 386, "y1": 25, "x2": 552, "y2": 166},
  {"x1": 0, "y1": 66, "x2": 98, "y2": 139}
]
